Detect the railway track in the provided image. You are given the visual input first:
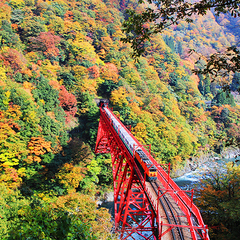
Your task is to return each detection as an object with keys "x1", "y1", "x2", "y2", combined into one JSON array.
[
  {"x1": 134, "y1": 161, "x2": 203, "y2": 239},
  {"x1": 150, "y1": 180, "x2": 185, "y2": 240}
]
